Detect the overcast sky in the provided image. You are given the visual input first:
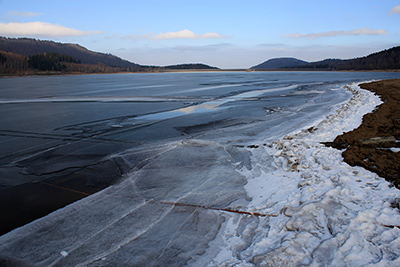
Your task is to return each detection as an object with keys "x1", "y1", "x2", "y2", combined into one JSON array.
[{"x1": 0, "y1": 0, "x2": 399, "y2": 69}]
